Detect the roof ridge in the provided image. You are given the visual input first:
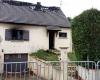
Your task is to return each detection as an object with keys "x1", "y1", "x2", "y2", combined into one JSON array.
[
  {"x1": 2, "y1": 0, "x2": 34, "y2": 6},
  {"x1": 1, "y1": 0, "x2": 60, "y2": 12}
]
